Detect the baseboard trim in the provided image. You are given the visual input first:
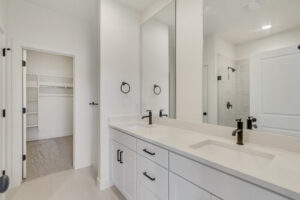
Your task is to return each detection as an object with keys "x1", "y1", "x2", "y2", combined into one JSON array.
[{"x1": 97, "y1": 177, "x2": 113, "y2": 190}]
